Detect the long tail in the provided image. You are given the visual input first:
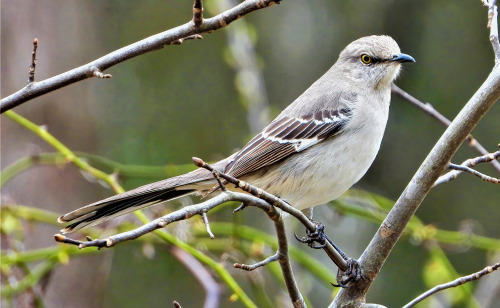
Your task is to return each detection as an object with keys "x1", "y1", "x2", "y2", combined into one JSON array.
[{"x1": 58, "y1": 167, "x2": 218, "y2": 233}]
